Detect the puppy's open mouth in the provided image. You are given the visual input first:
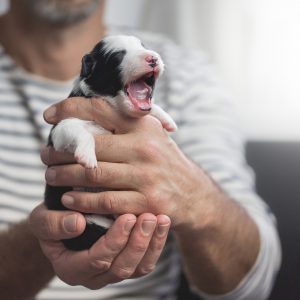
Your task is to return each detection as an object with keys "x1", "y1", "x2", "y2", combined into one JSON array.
[{"x1": 125, "y1": 72, "x2": 155, "y2": 112}]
